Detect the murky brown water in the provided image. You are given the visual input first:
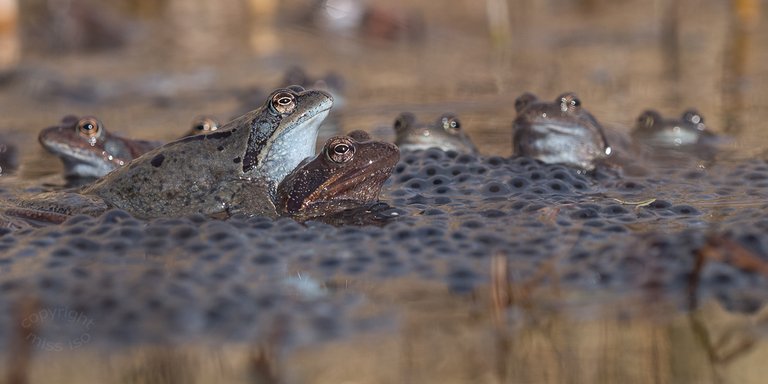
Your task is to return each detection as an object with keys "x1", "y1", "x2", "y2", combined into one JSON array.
[{"x1": 1, "y1": 0, "x2": 768, "y2": 383}]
